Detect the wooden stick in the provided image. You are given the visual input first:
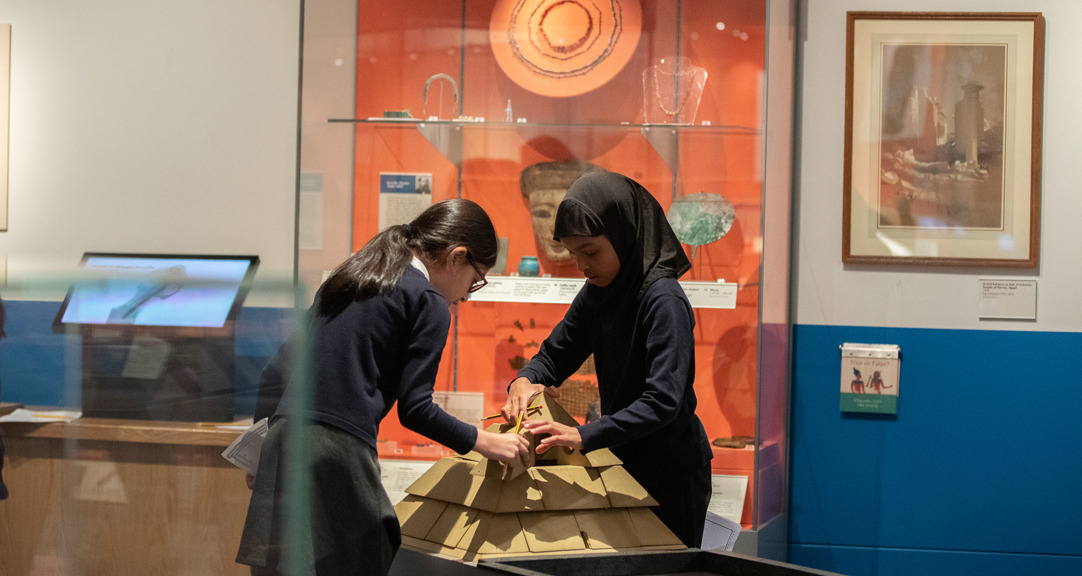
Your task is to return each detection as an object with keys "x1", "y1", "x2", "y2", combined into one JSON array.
[{"x1": 482, "y1": 405, "x2": 541, "y2": 420}]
